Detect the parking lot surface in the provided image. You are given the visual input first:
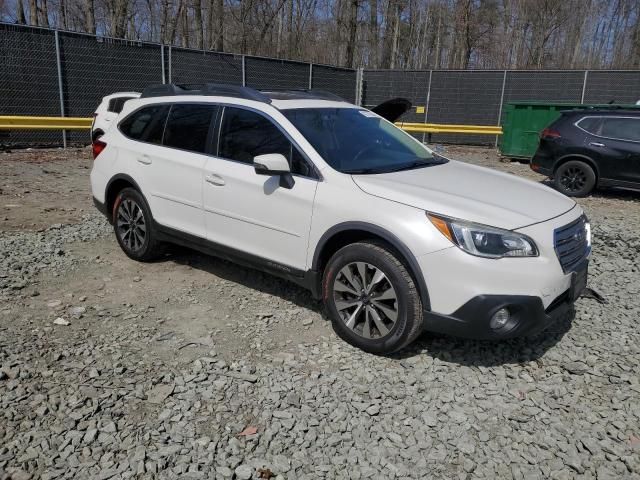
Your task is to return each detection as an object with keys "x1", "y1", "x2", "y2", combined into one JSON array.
[{"x1": 1, "y1": 146, "x2": 639, "y2": 480}]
